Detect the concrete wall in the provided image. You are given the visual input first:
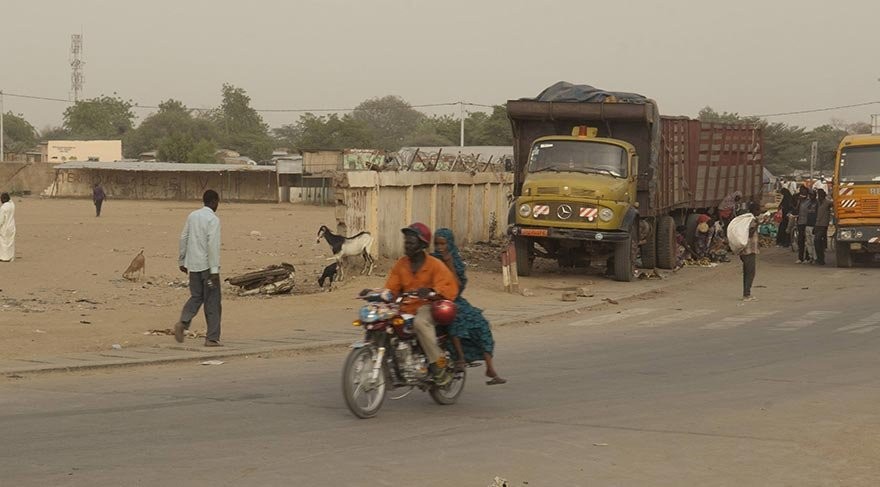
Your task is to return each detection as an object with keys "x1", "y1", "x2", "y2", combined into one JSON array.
[
  {"x1": 335, "y1": 171, "x2": 513, "y2": 258},
  {"x1": 48, "y1": 168, "x2": 279, "y2": 202},
  {"x1": 0, "y1": 162, "x2": 57, "y2": 194}
]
